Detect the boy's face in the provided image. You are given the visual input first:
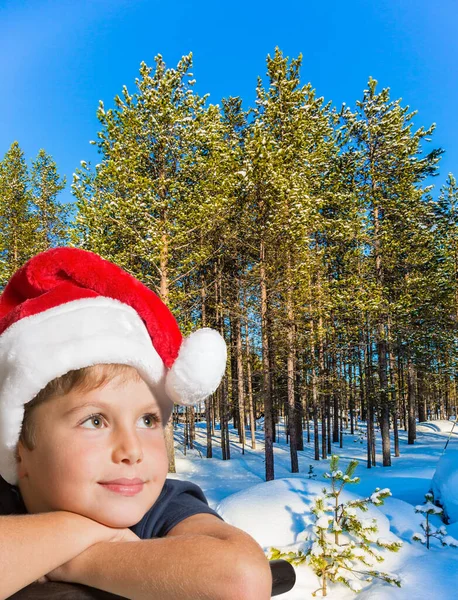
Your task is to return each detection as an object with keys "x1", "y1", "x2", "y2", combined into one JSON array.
[{"x1": 16, "y1": 368, "x2": 169, "y2": 529}]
